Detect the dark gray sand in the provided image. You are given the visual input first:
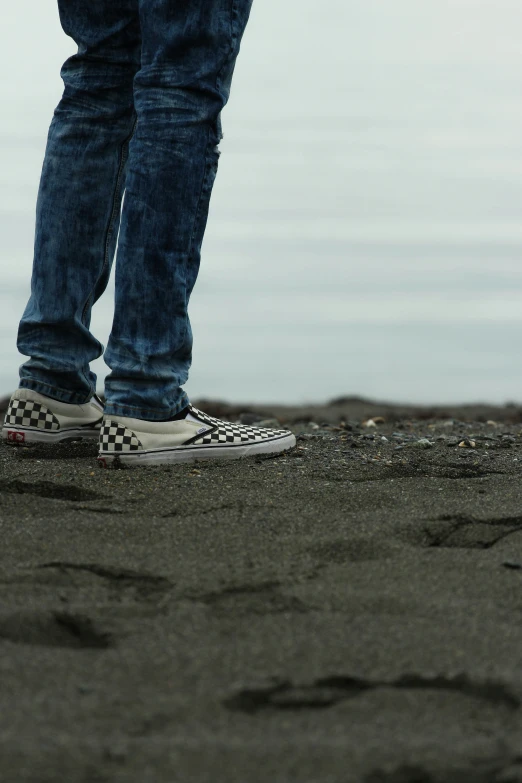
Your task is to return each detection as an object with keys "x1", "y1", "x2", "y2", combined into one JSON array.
[{"x1": 1, "y1": 395, "x2": 522, "y2": 783}]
